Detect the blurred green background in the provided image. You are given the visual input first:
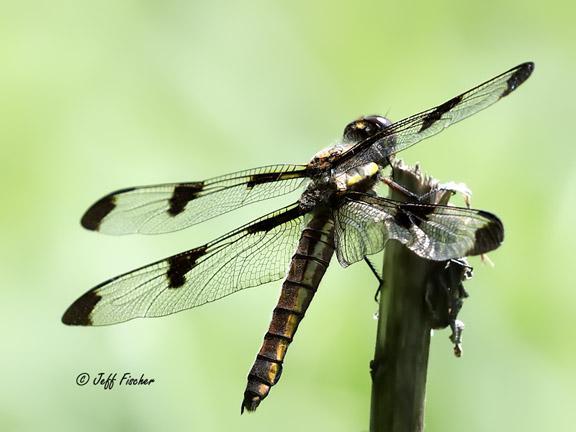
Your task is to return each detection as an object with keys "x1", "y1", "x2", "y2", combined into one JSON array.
[{"x1": 1, "y1": 0, "x2": 574, "y2": 431}]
